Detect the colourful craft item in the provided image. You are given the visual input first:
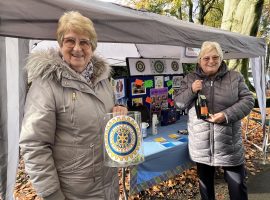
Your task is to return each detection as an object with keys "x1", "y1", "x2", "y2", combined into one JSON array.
[
  {"x1": 161, "y1": 142, "x2": 175, "y2": 148},
  {"x1": 135, "y1": 79, "x2": 143, "y2": 86},
  {"x1": 164, "y1": 76, "x2": 170, "y2": 81},
  {"x1": 144, "y1": 80, "x2": 153, "y2": 88},
  {"x1": 166, "y1": 80, "x2": 173, "y2": 87},
  {"x1": 154, "y1": 137, "x2": 167, "y2": 143},
  {"x1": 168, "y1": 88, "x2": 174, "y2": 95},
  {"x1": 168, "y1": 133, "x2": 181, "y2": 139},
  {"x1": 145, "y1": 97, "x2": 152, "y2": 104},
  {"x1": 104, "y1": 115, "x2": 142, "y2": 163}
]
